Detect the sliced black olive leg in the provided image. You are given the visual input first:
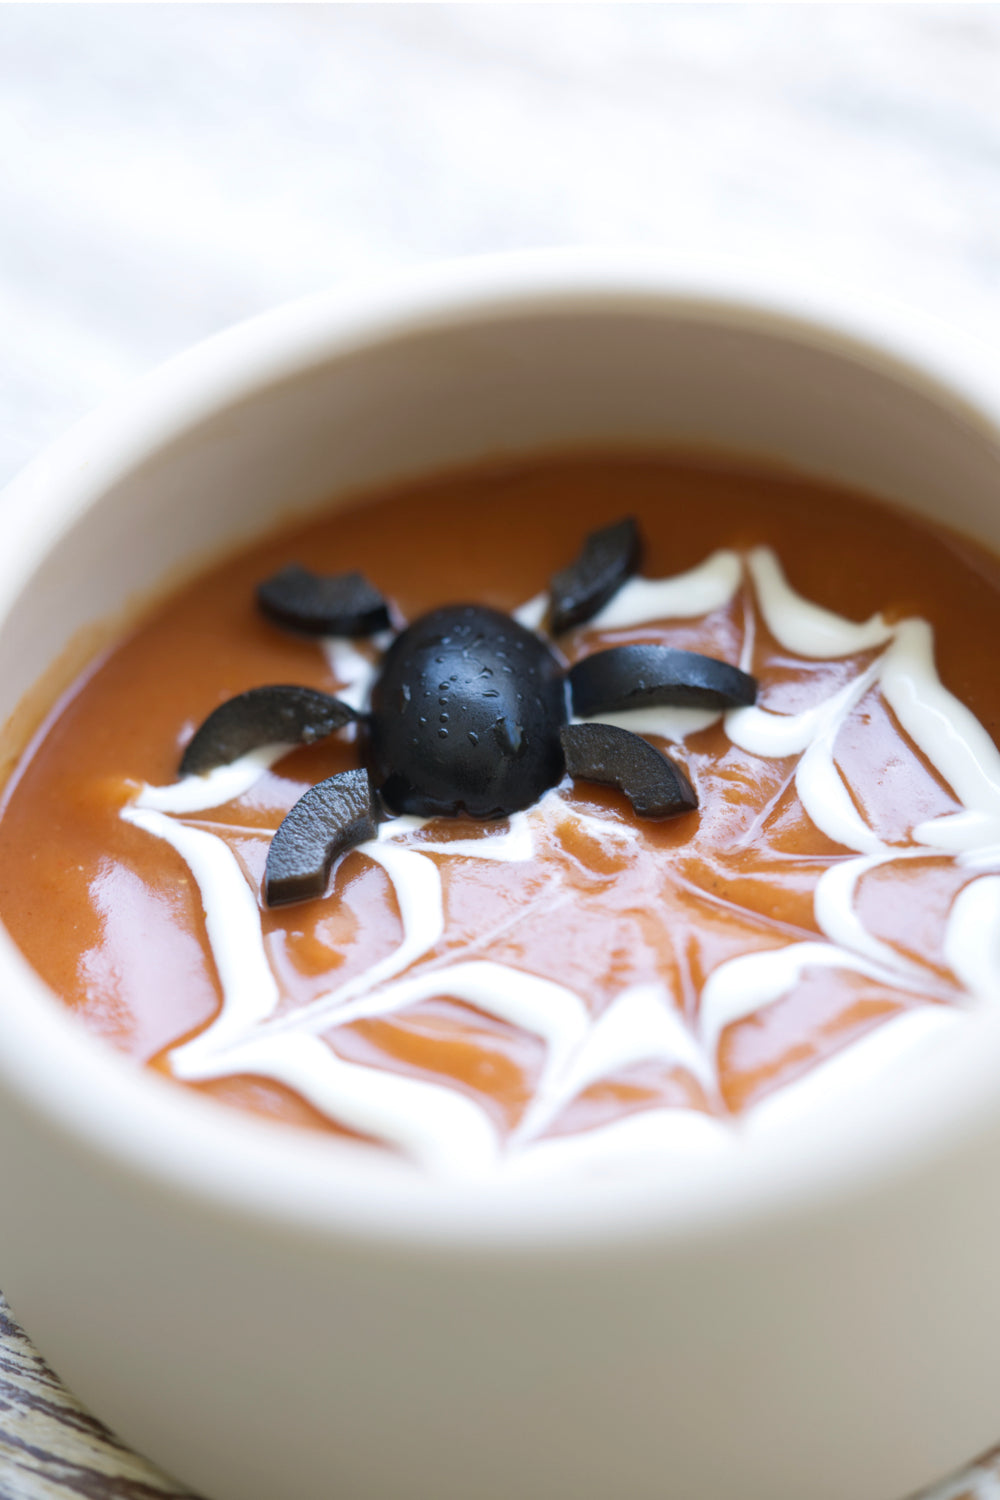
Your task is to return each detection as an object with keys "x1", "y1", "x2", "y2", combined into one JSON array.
[
  {"x1": 257, "y1": 565, "x2": 391, "y2": 637},
  {"x1": 549, "y1": 517, "x2": 640, "y2": 634},
  {"x1": 569, "y1": 645, "x2": 757, "y2": 718},
  {"x1": 265, "y1": 768, "x2": 379, "y2": 907},
  {"x1": 560, "y1": 723, "x2": 697, "y2": 819},
  {"x1": 180, "y1": 686, "x2": 359, "y2": 776}
]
